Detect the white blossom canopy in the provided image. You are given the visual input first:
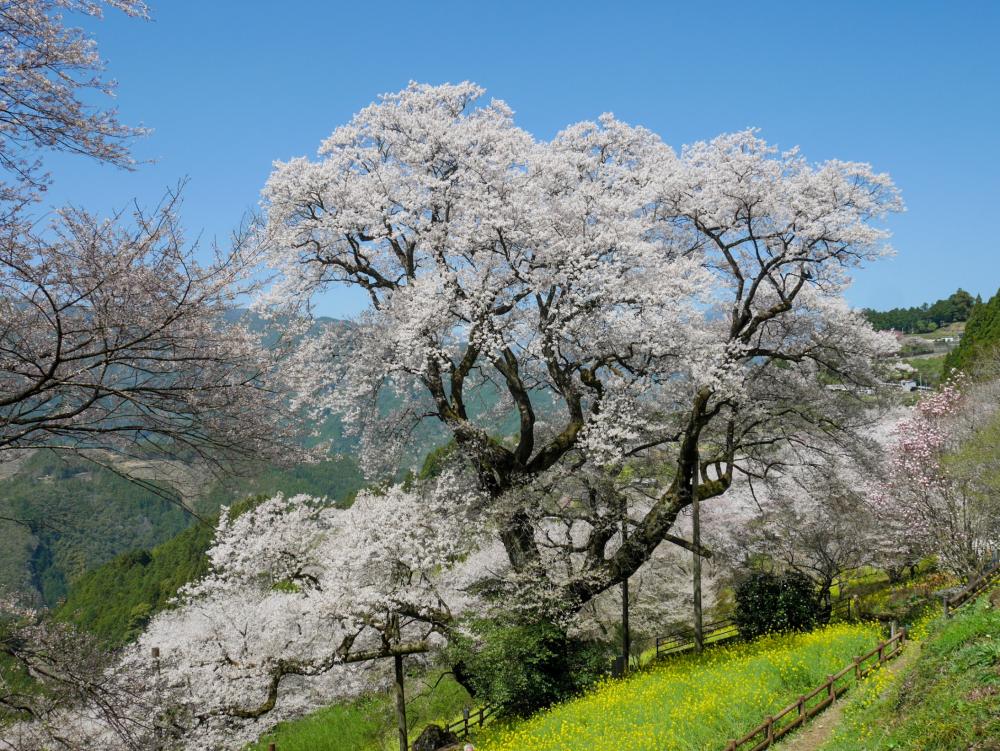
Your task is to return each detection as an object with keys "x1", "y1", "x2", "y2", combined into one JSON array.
[{"x1": 260, "y1": 81, "x2": 902, "y2": 598}]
